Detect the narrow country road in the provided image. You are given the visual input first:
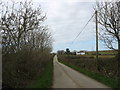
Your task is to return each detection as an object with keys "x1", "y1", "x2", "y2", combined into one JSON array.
[{"x1": 53, "y1": 55, "x2": 111, "y2": 88}]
